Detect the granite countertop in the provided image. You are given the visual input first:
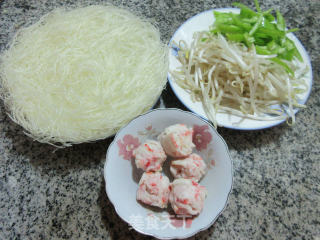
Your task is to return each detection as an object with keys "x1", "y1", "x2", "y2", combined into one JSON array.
[{"x1": 0, "y1": 0, "x2": 319, "y2": 239}]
